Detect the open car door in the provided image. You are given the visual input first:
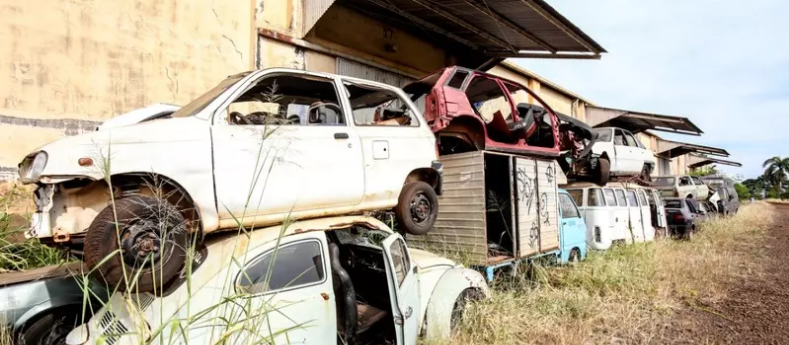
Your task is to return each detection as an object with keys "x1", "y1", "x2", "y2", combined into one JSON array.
[{"x1": 381, "y1": 233, "x2": 420, "y2": 345}]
